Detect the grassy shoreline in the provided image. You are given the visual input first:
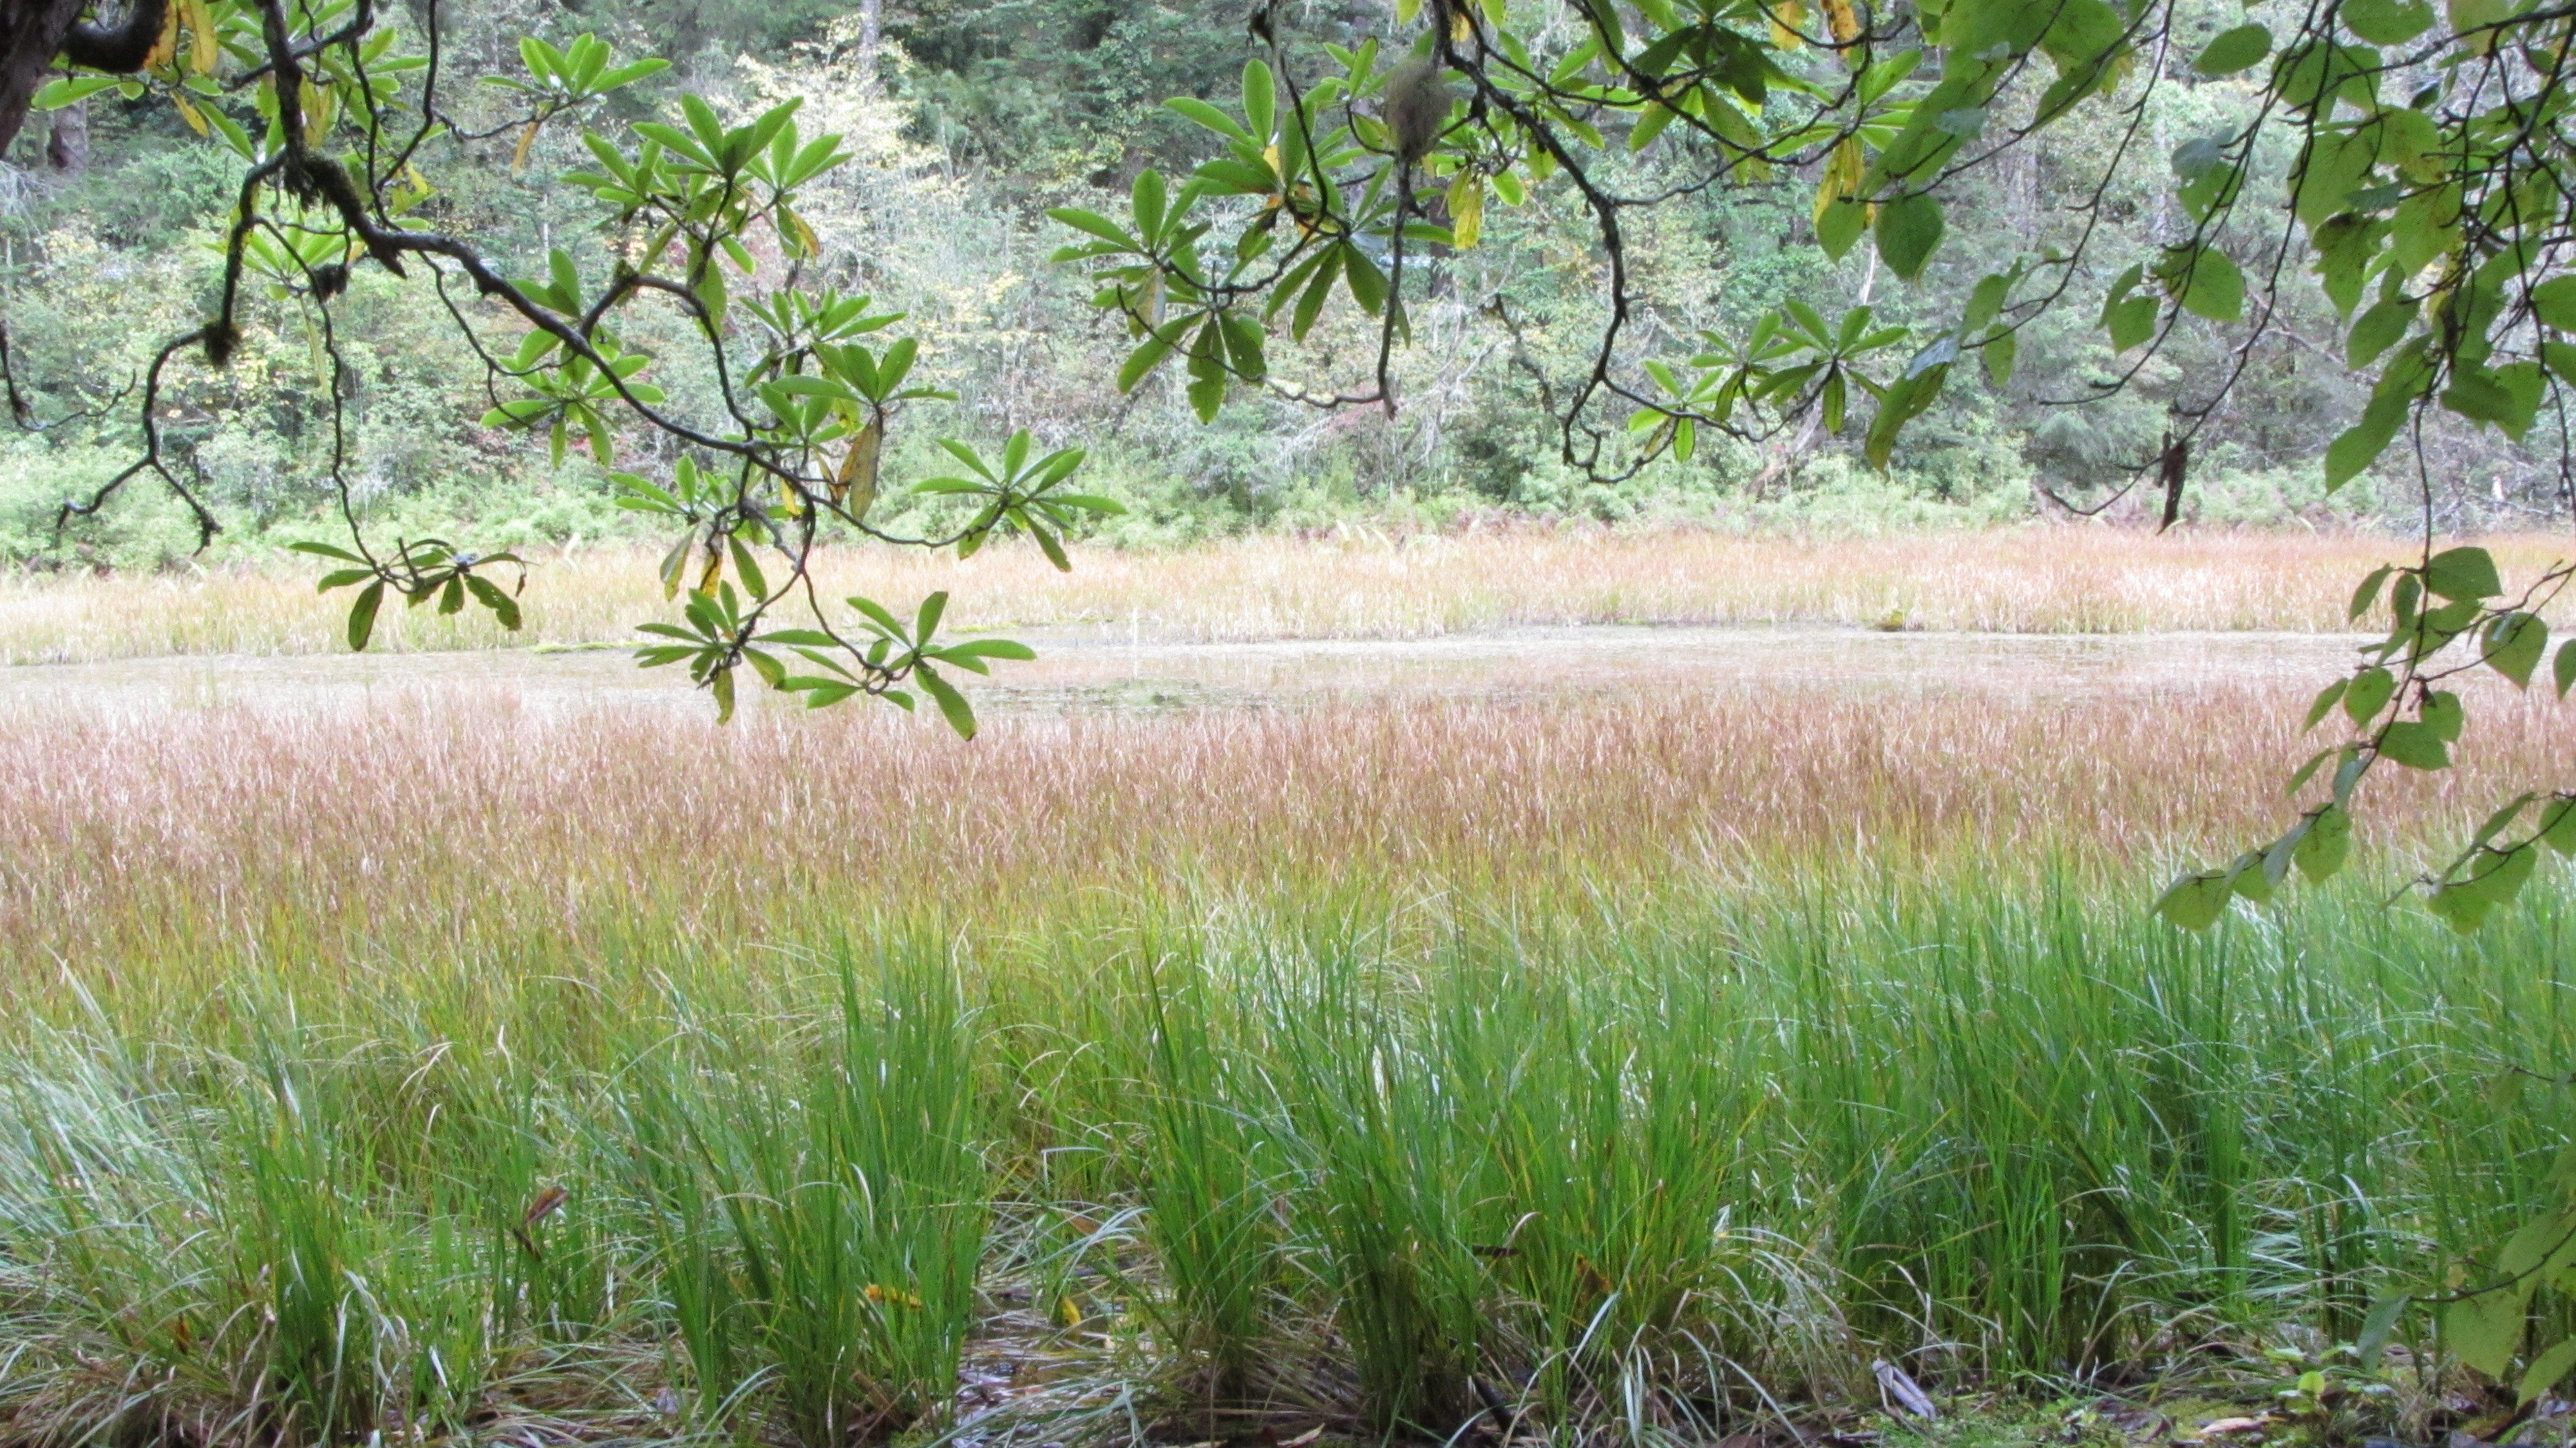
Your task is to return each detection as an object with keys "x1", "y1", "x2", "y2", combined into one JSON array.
[
  {"x1": 7, "y1": 528, "x2": 2573, "y2": 664},
  {"x1": 5, "y1": 533, "x2": 2576, "y2": 1447}
]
